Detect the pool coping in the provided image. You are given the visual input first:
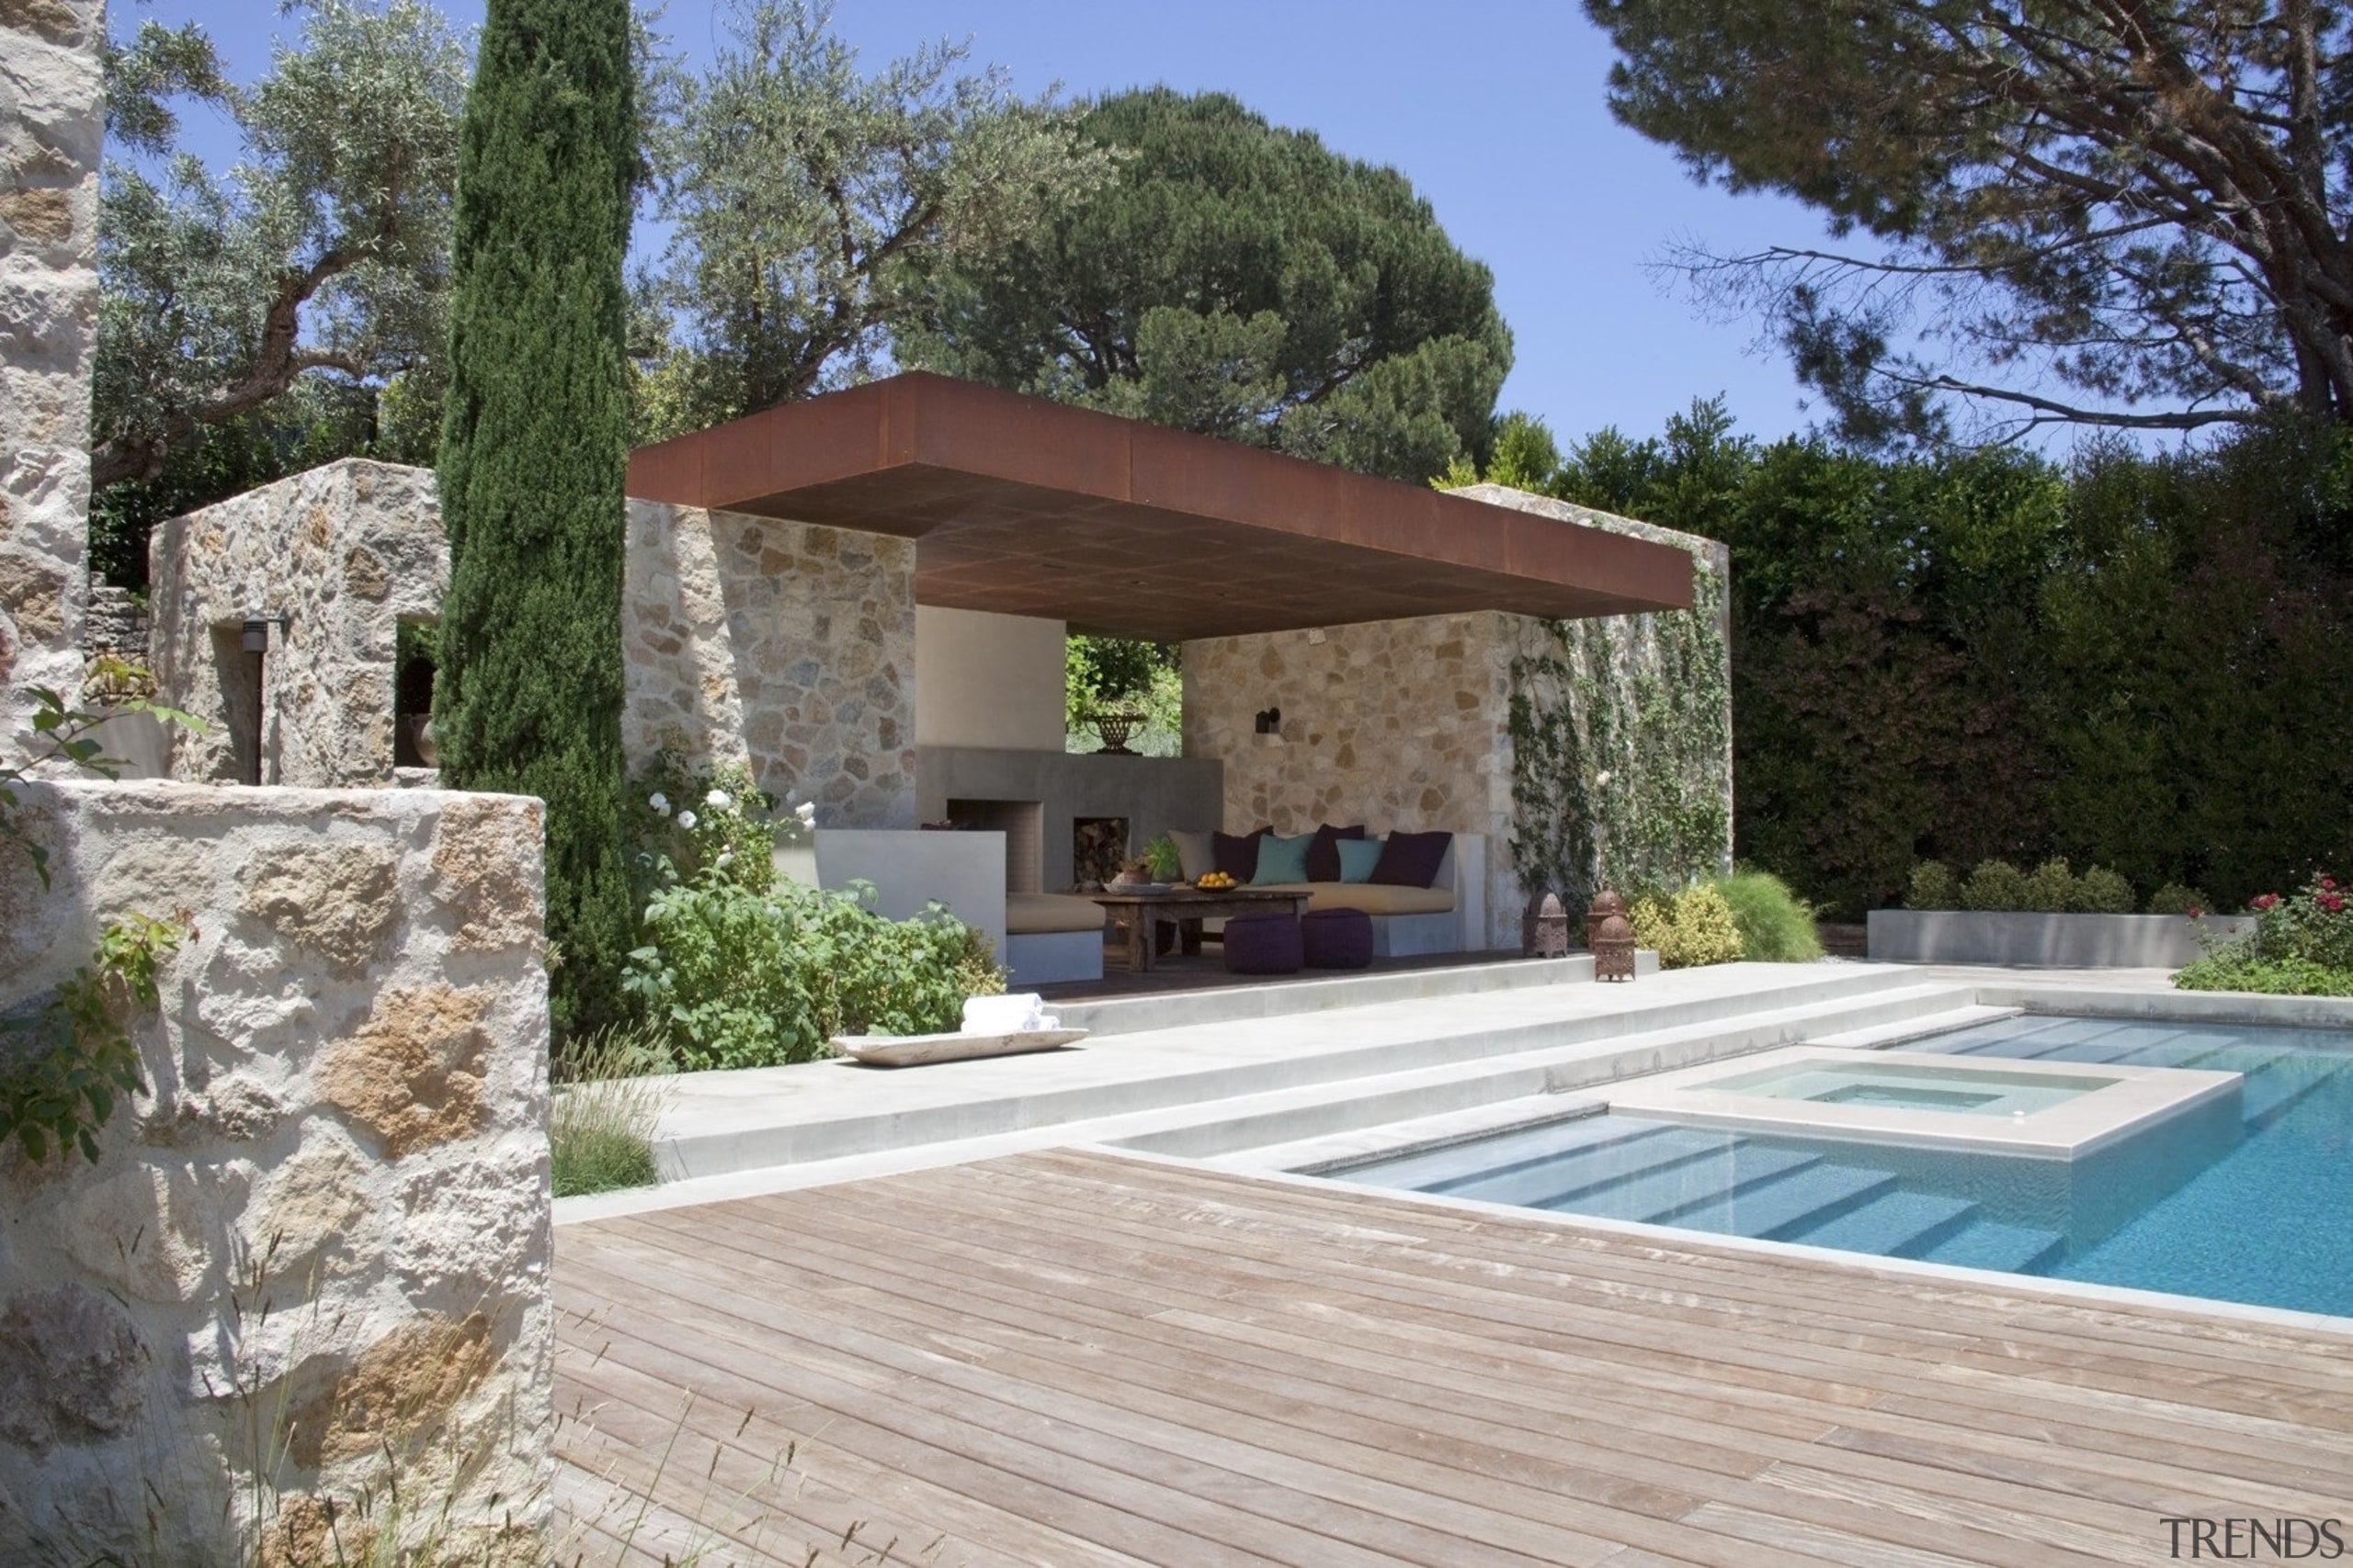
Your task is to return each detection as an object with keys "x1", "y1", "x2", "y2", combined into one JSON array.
[{"x1": 1605, "y1": 1044, "x2": 2243, "y2": 1158}]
